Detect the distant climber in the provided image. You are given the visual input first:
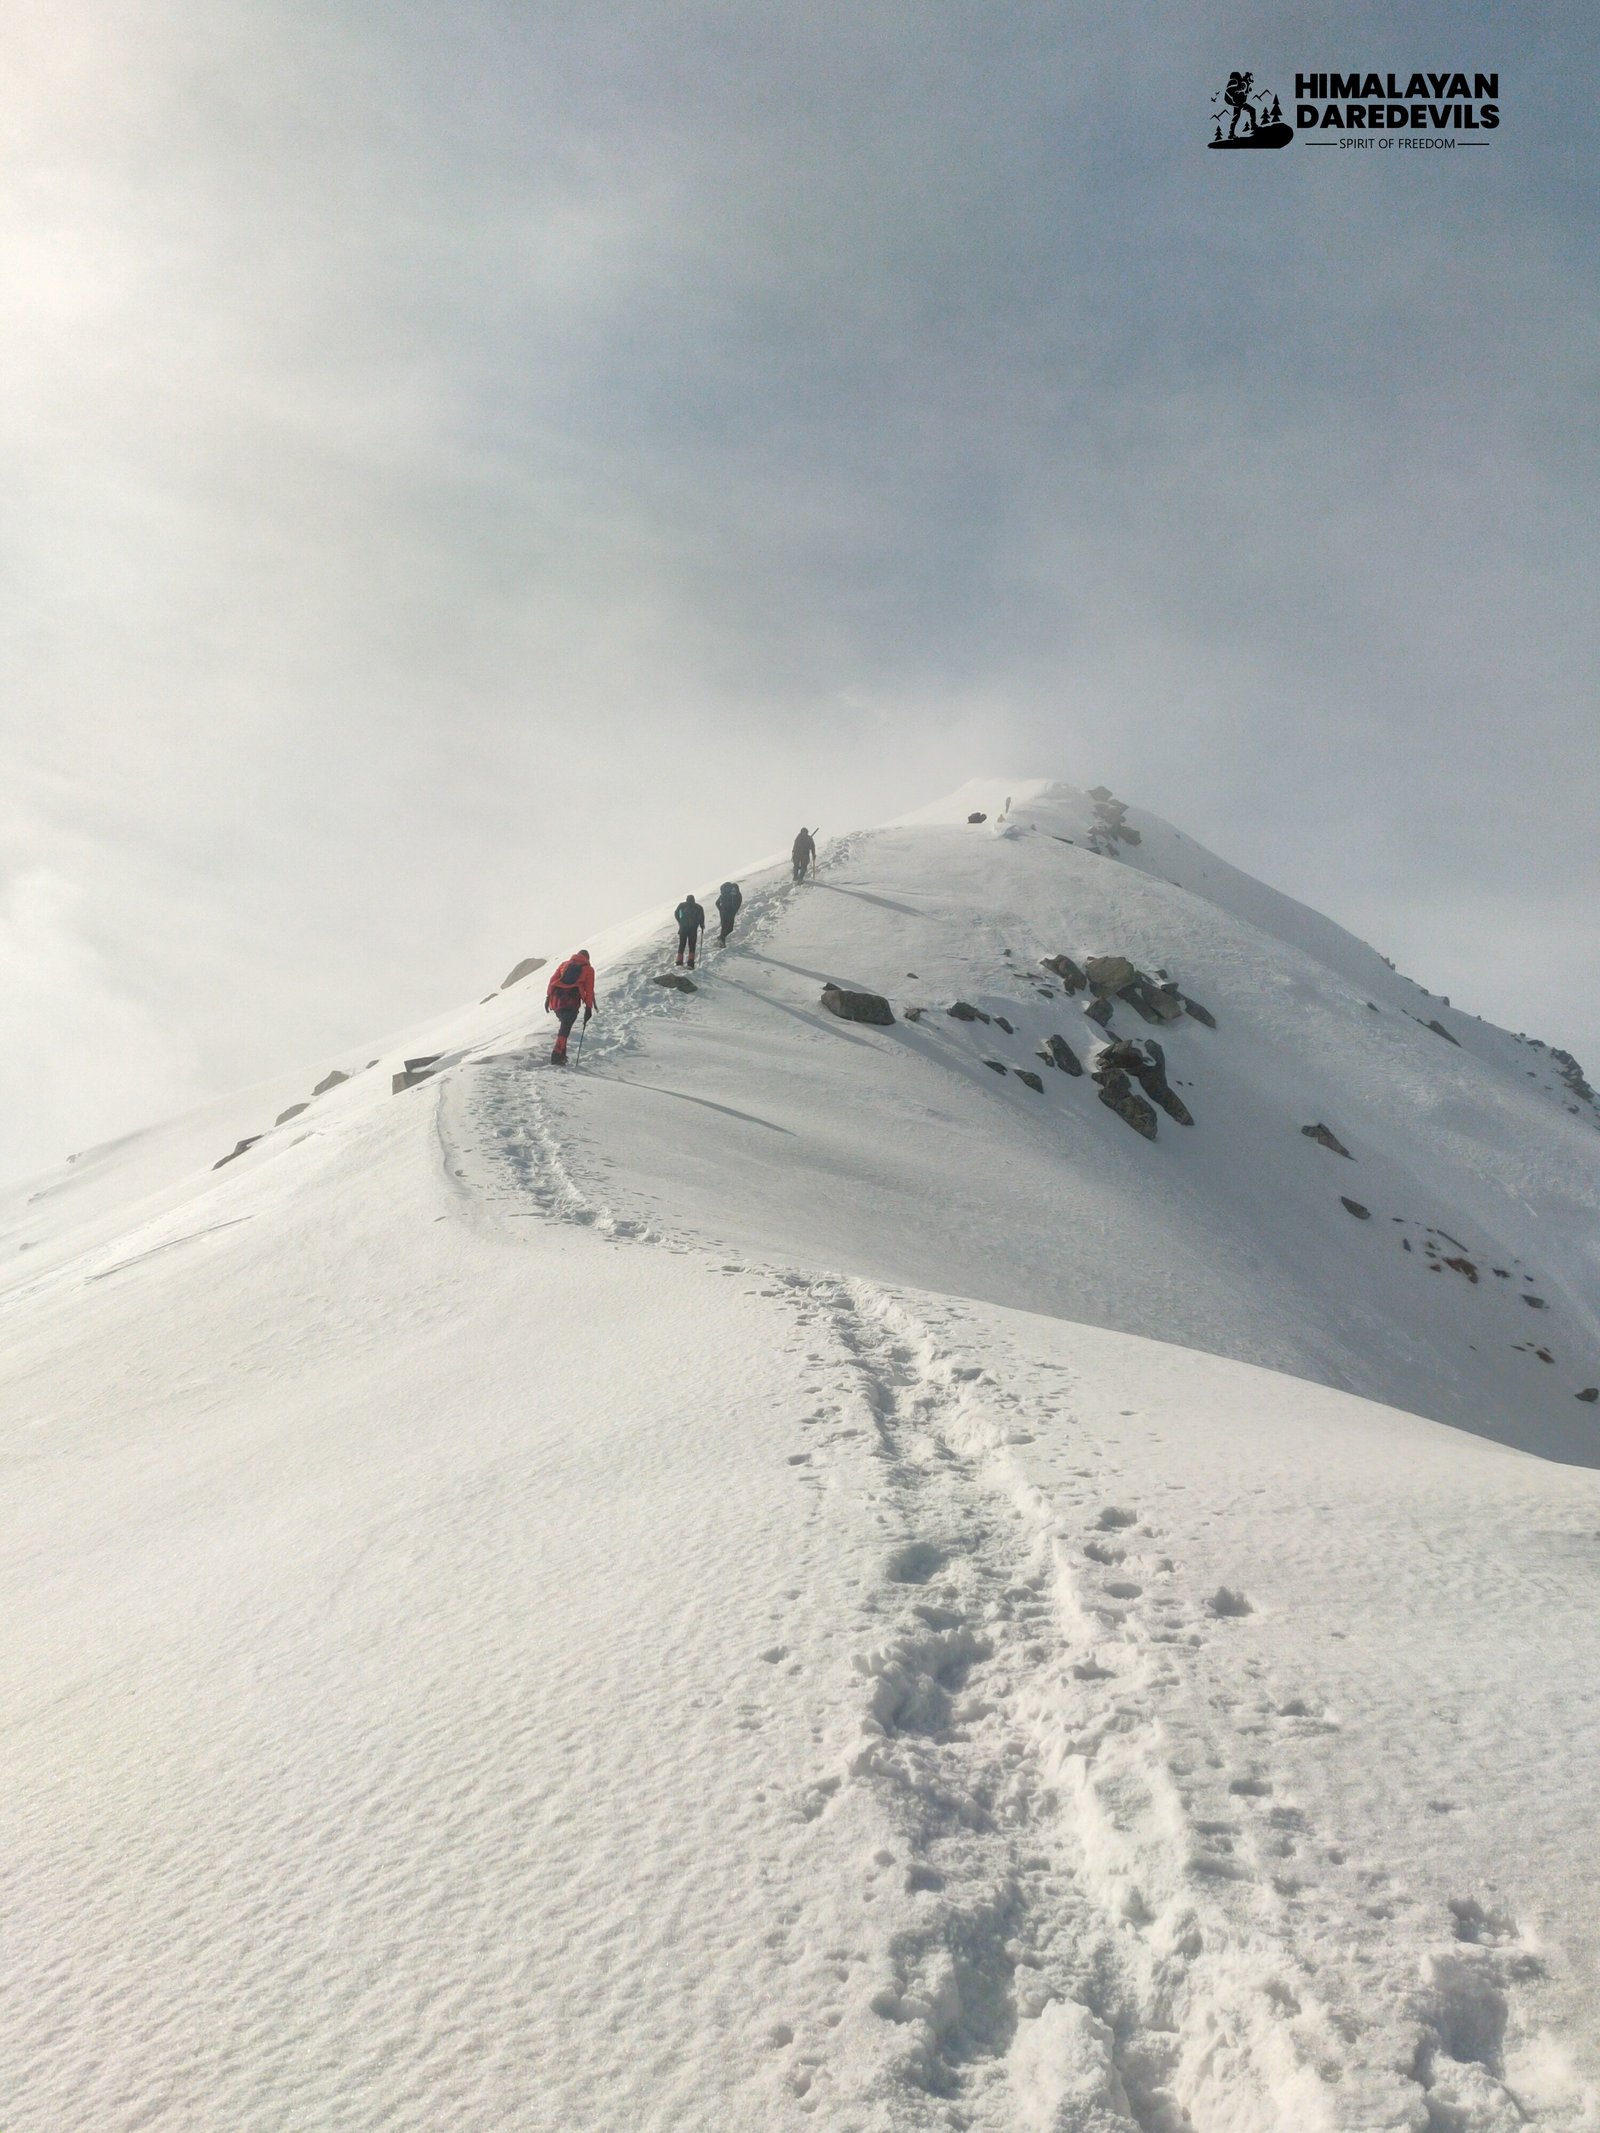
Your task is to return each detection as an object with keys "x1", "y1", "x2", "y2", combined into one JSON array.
[
  {"x1": 675, "y1": 894, "x2": 706, "y2": 969},
  {"x1": 544, "y1": 950, "x2": 595, "y2": 1065},
  {"x1": 792, "y1": 827, "x2": 817, "y2": 882},
  {"x1": 715, "y1": 881, "x2": 743, "y2": 946}
]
